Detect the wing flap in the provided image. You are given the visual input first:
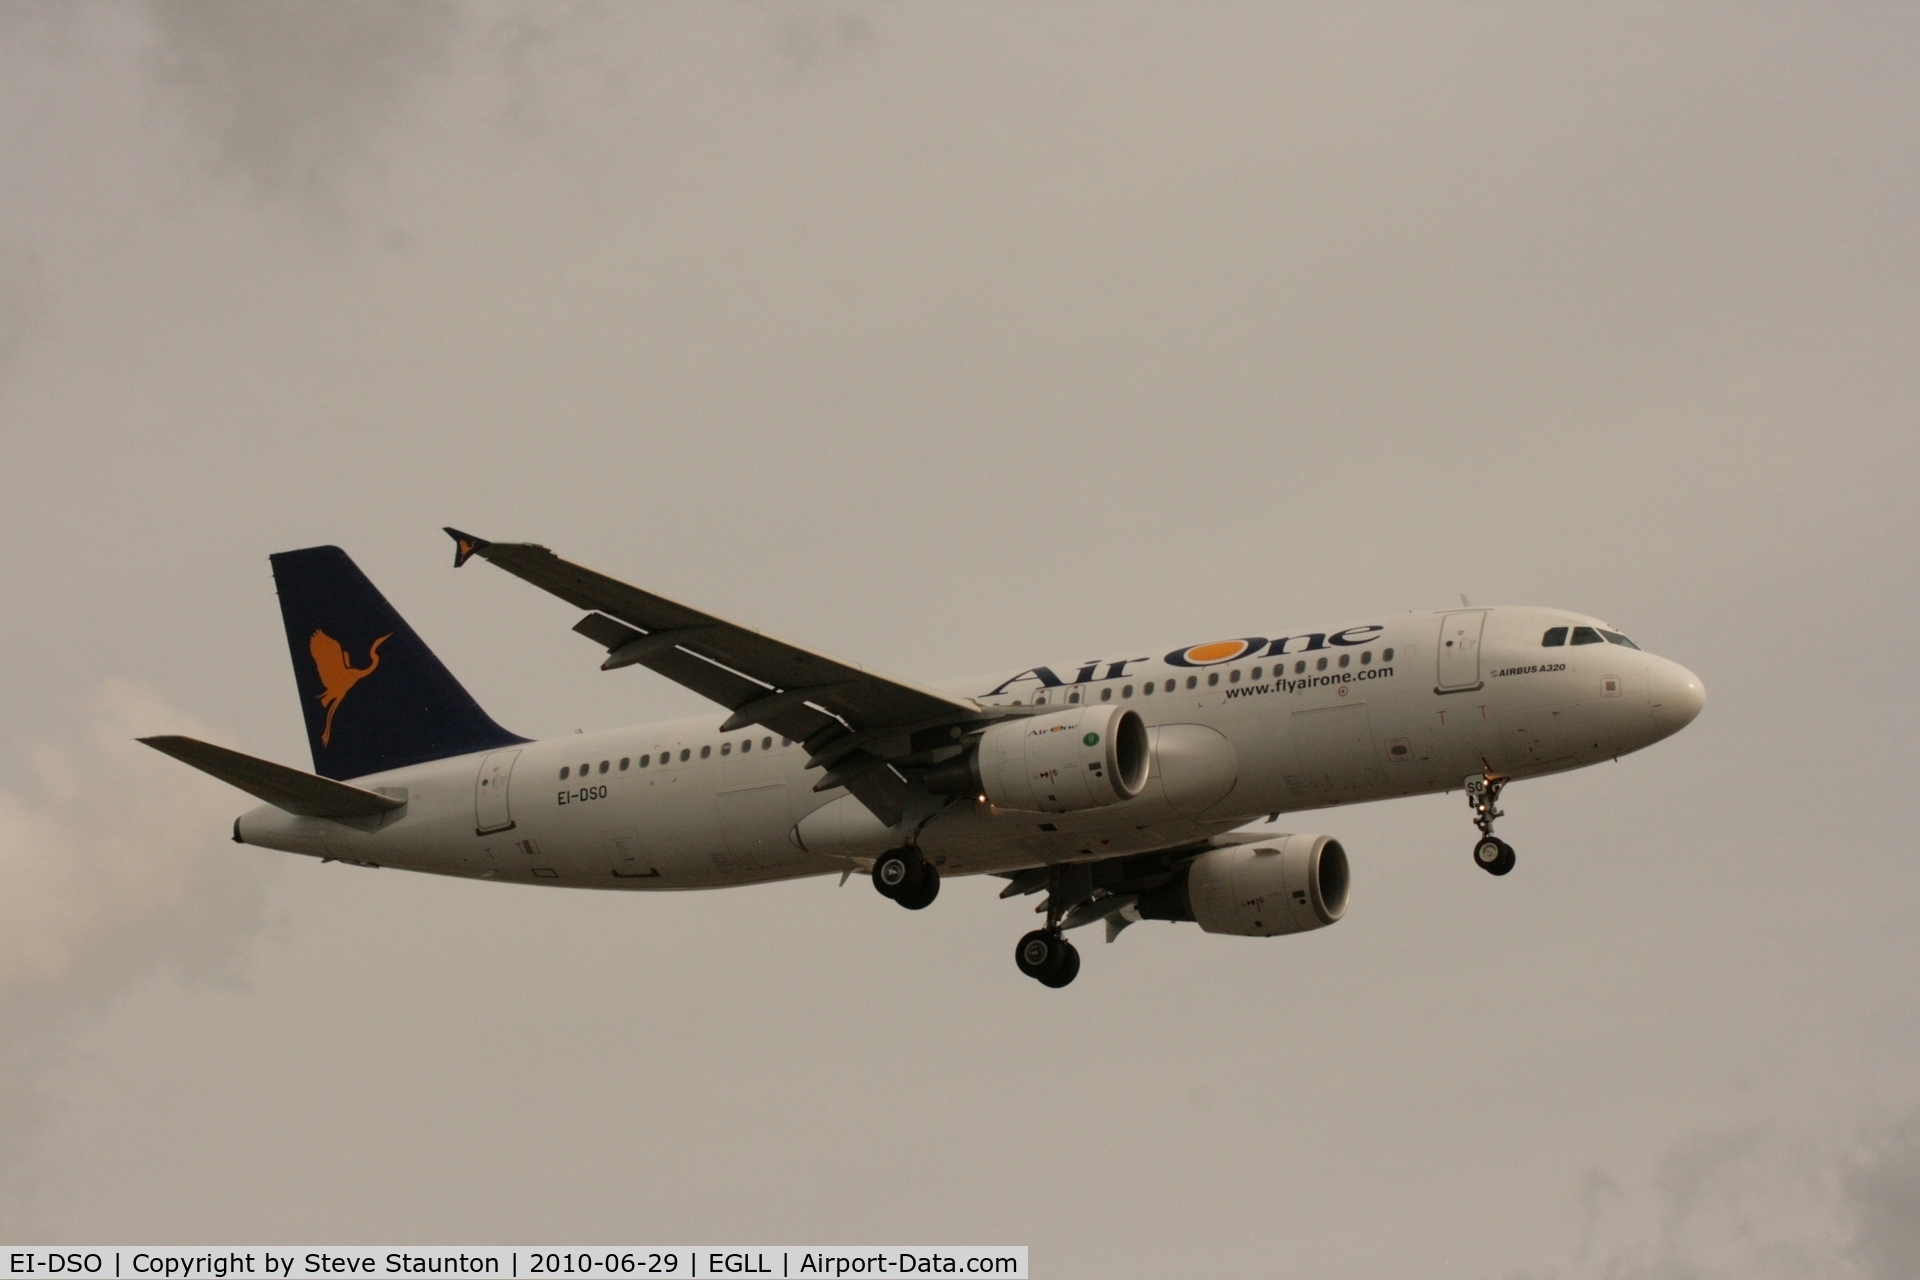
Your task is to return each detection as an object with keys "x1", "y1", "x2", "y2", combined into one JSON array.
[{"x1": 139, "y1": 735, "x2": 406, "y2": 819}]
